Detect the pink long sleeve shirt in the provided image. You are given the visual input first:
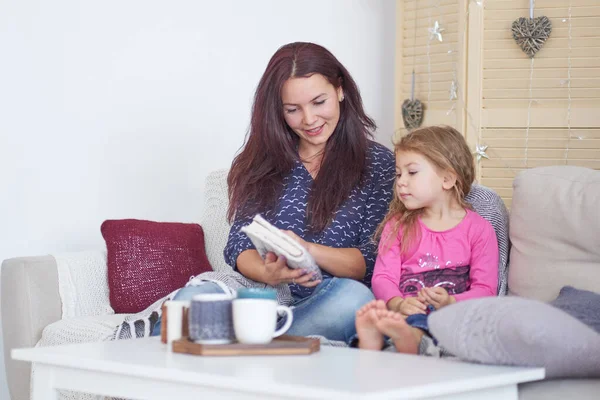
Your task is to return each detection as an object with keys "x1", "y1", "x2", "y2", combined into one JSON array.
[{"x1": 372, "y1": 209, "x2": 499, "y2": 304}]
